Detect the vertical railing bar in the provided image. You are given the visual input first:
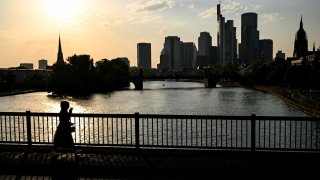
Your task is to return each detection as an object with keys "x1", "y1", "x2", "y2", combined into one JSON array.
[
  {"x1": 196, "y1": 119, "x2": 198, "y2": 147},
  {"x1": 151, "y1": 118, "x2": 154, "y2": 146},
  {"x1": 116, "y1": 117, "x2": 119, "y2": 145},
  {"x1": 258, "y1": 120, "x2": 260, "y2": 149},
  {"x1": 12, "y1": 116, "x2": 16, "y2": 142},
  {"x1": 166, "y1": 118, "x2": 169, "y2": 146},
  {"x1": 279, "y1": 120, "x2": 282, "y2": 149},
  {"x1": 171, "y1": 118, "x2": 173, "y2": 146},
  {"x1": 26, "y1": 111, "x2": 32, "y2": 147},
  {"x1": 300, "y1": 120, "x2": 302, "y2": 149},
  {"x1": 274, "y1": 120, "x2": 276, "y2": 148},
  {"x1": 231, "y1": 119, "x2": 233, "y2": 148},
  {"x1": 41, "y1": 116, "x2": 44, "y2": 143},
  {"x1": 141, "y1": 117, "x2": 144, "y2": 146},
  {"x1": 106, "y1": 117, "x2": 109, "y2": 145},
  {"x1": 9, "y1": 116, "x2": 12, "y2": 142},
  {"x1": 251, "y1": 114, "x2": 256, "y2": 151},
  {"x1": 305, "y1": 121, "x2": 308, "y2": 149},
  {"x1": 111, "y1": 117, "x2": 114, "y2": 144},
  {"x1": 186, "y1": 119, "x2": 188, "y2": 147},
  {"x1": 289, "y1": 120, "x2": 292, "y2": 149},
  {"x1": 180, "y1": 118, "x2": 182, "y2": 147},
  {"x1": 236, "y1": 120, "x2": 238, "y2": 148},
  {"x1": 156, "y1": 117, "x2": 159, "y2": 146},
  {"x1": 134, "y1": 113, "x2": 140, "y2": 149},
  {"x1": 284, "y1": 120, "x2": 287, "y2": 149},
  {"x1": 46, "y1": 116, "x2": 49, "y2": 143},
  {"x1": 121, "y1": 117, "x2": 123, "y2": 145},
  {"x1": 210, "y1": 119, "x2": 213, "y2": 147},
  {"x1": 5, "y1": 116, "x2": 8, "y2": 142},
  {"x1": 18, "y1": 116, "x2": 21, "y2": 142},
  {"x1": 220, "y1": 119, "x2": 223, "y2": 147},
  {"x1": 316, "y1": 120, "x2": 318, "y2": 150},
  {"x1": 310, "y1": 121, "x2": 313, "y2": 150},
  {"x1": 200, "y1": 118, "x2": 203, "y2": 147},
  {"x1": 162, "y1": 118, "x2": 164, "y2": 146},
  {"x1": 264, "y1": 120, "x2": 266, "y2": 148},
  {"x1": 97, "y1": 117, "x2": 100, "y2": 144},
  {"x1": 191, "y1": 118, "x2": 193, "y2": 146},
  {"x1": 268, "y1": 120, "x2": 271, "y2": 149},
  {"x1": 206, "y1": 119, "x2": 208, "y2": 147},
  {"x1": 78, "y1": 117, "x2": 81, "y2": 144},
  {"x1": 147, "y1": 117, "x2": 149, "y2": 145},
  {"x1": 226, "y1": 119, "x2": 228, "y2": 147},
  {"x1": 295, "y1": 120, "x2": 297, "y2": 150},
  {"x1": 216, "y1": 119, "x2": 218, "y2": 148},
  {"x1": 37, "y1": 115, "x2": 40, "y2": 143},
  {"x1": 0, "y1": 116, "x2": 3, "y2": 142},
  {"x1": 176, "y1": 118, "x2": 178, "y2": 147},
  {"x1": 125, "y1": 118, "x2": 128, "y2": 145}
]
